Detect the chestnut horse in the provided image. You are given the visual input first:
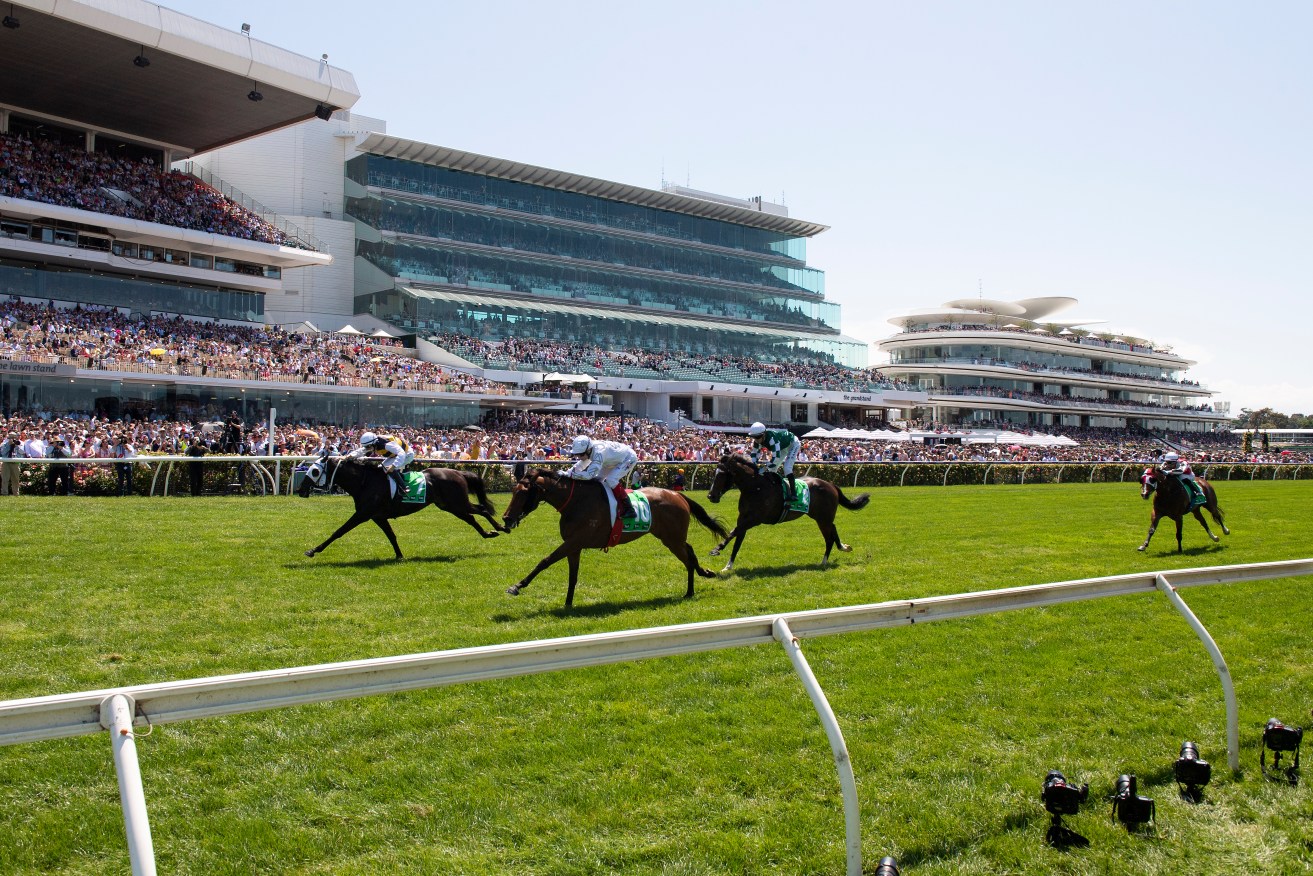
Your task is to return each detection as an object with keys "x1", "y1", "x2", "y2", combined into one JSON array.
[
  {"x1": 298, "y1": 454, "x2": 504, "y2": 559},
  {"x1": 706, "y1": 453, "x2": 870, "y2": 572},
  {"x1": 1138, "y1": 466, "x2": 1229, "y2": 553},
  {"x1": 501, "y1": 468, "x2": 730, "y2": 608}
]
